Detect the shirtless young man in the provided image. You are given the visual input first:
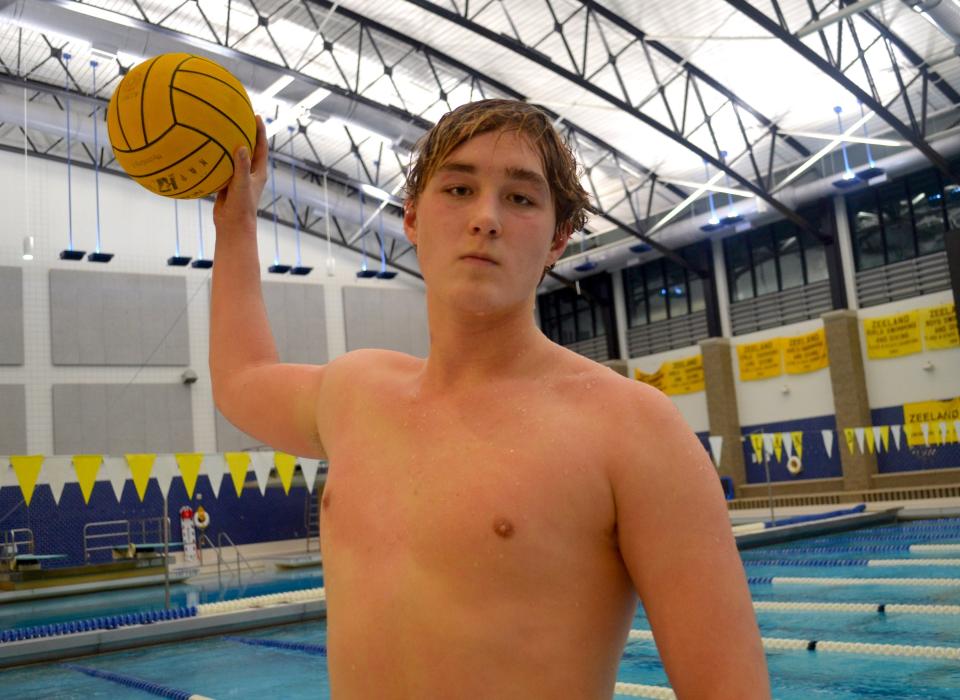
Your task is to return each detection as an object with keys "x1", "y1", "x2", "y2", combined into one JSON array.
[{"x1": 210, "y1": 100, "x2": 770, "y2": 699}]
